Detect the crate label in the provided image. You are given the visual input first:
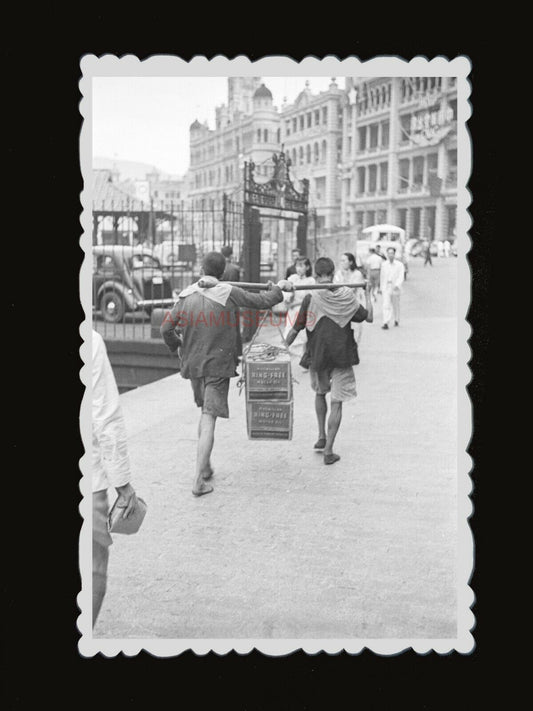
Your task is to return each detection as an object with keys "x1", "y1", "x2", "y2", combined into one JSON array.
[
  {"x1": 247, "y1": 363, "x2": 290, "y2": 391},
  {"x1": 249, "y1": 402, "x2": 291, "y2": 430}
]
